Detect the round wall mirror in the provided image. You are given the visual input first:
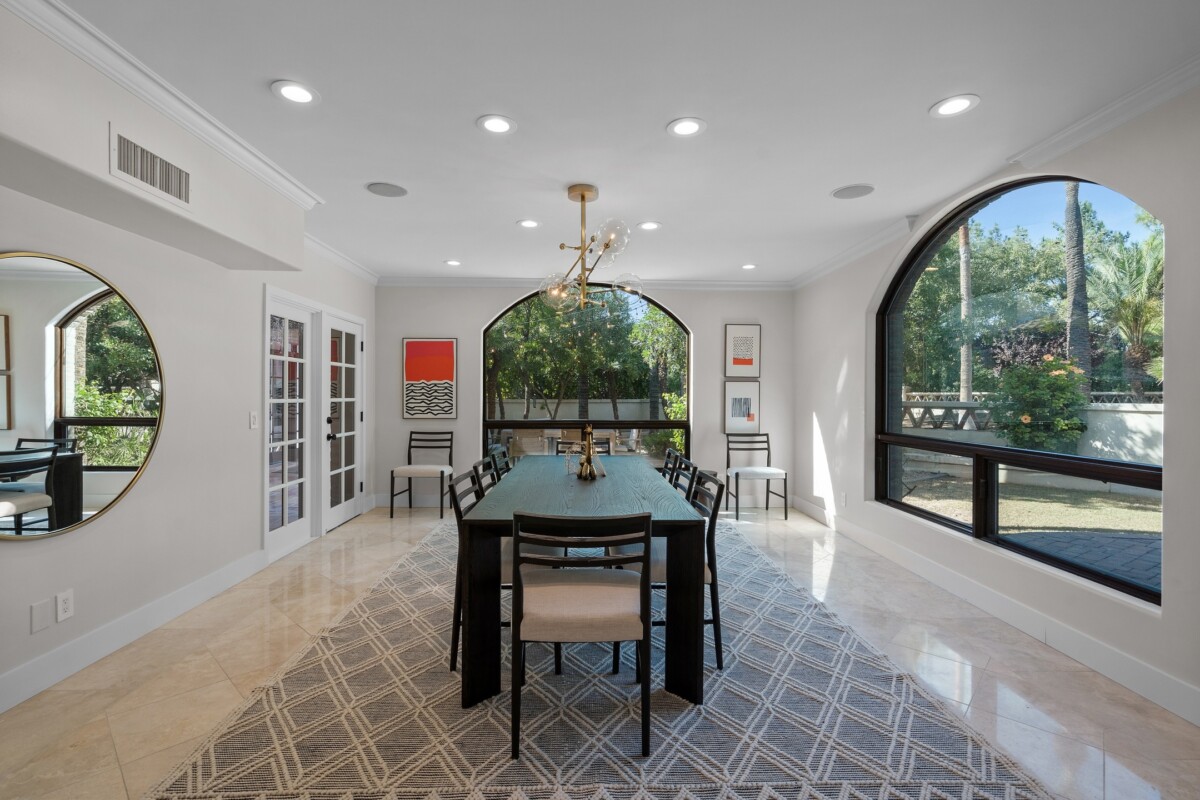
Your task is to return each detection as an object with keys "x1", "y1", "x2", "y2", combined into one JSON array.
[{"x1": 0, "y1": 252, "x2": 163, "y2": 539}]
